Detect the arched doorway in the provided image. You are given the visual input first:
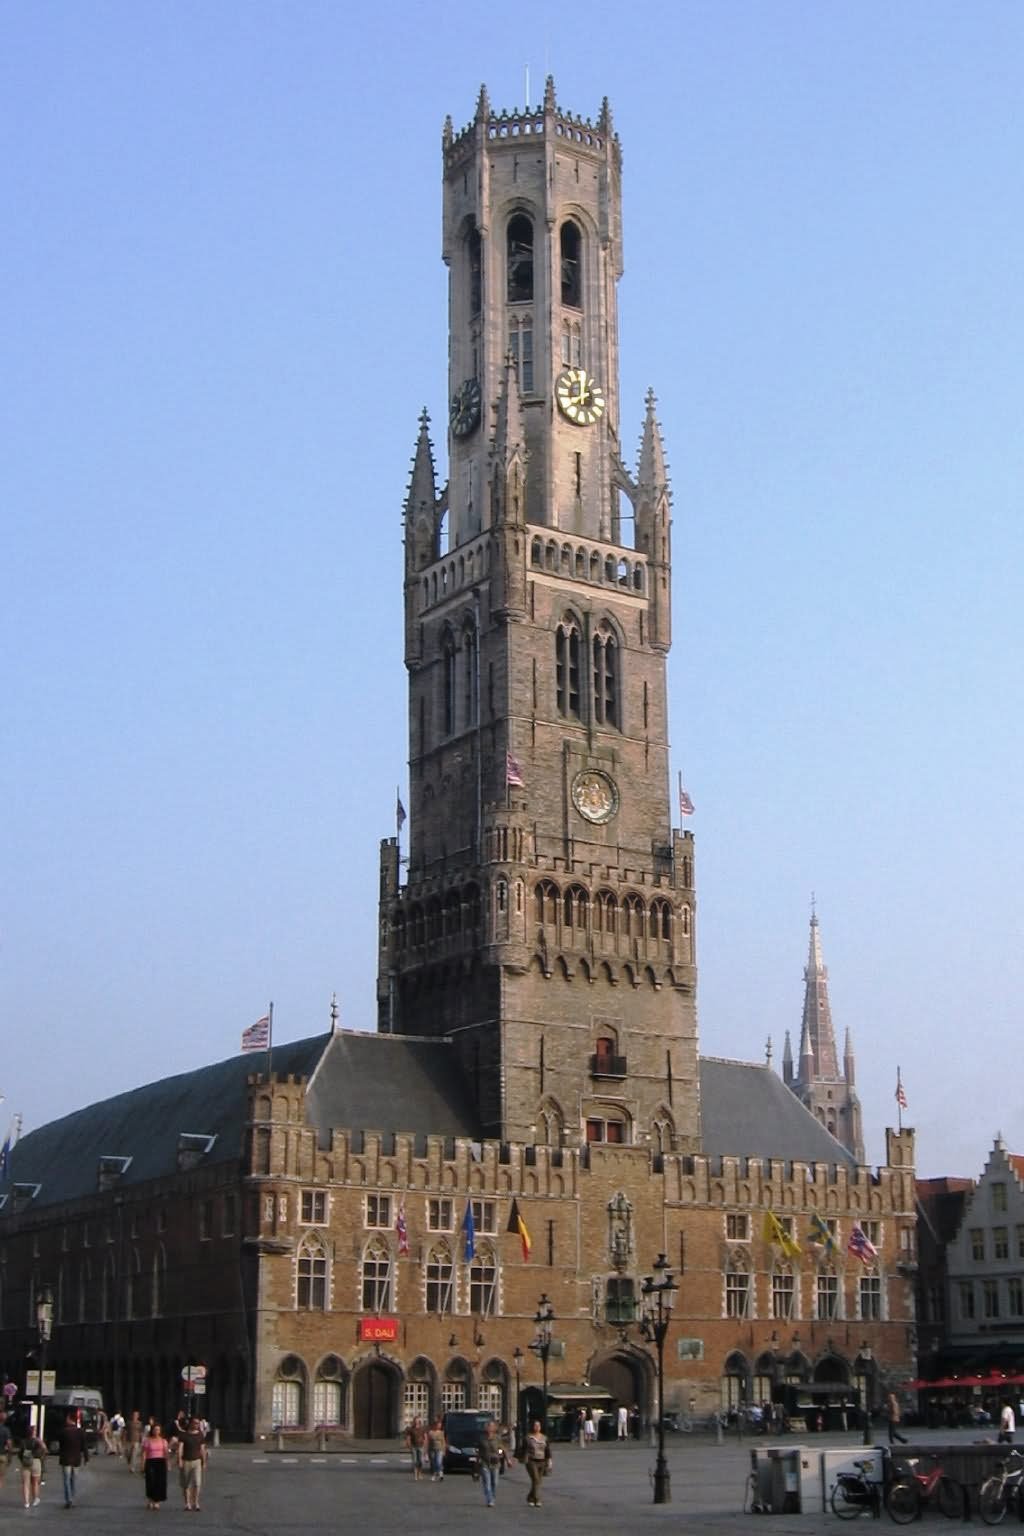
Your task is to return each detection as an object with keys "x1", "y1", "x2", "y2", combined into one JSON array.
[
  {"x1": 590, "y1": 1350, "x2": 649, "y2": 1425},
  {"x1": 352, "y1": 1359, "x2": 398, "y2": 1439}
]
